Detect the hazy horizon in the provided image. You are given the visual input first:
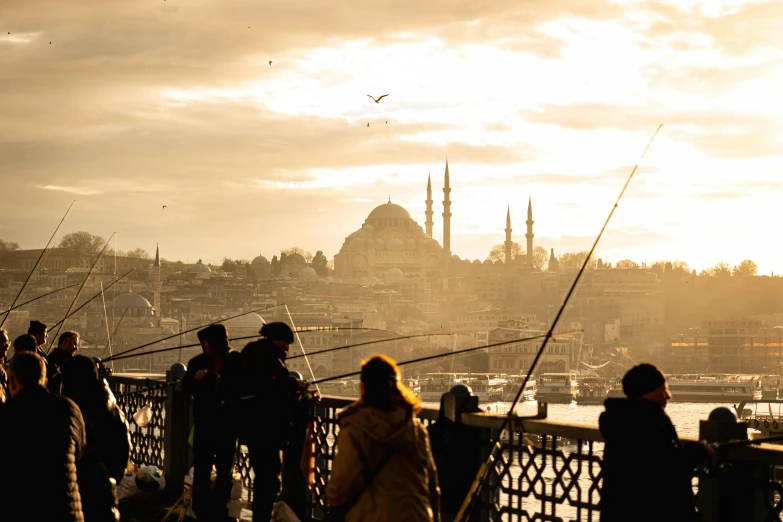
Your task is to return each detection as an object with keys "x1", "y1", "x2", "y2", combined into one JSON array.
[{"x1": 2, "y1": 0, "x2": 781, "y2": 273}]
